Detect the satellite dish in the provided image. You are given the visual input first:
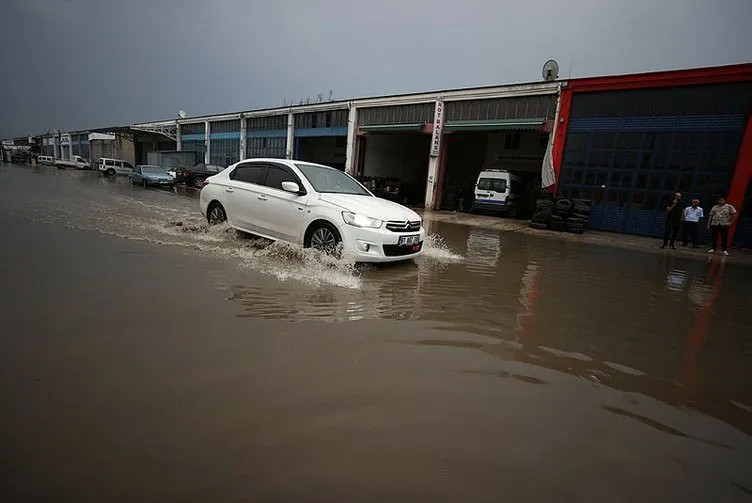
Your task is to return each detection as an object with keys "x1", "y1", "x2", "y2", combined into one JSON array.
[
  {"x1": 542, "y1": 59, "x2": 559, "y2": 81},
  {"x1": 177, "y1": 109, "x2": 187, "y2": 119}
]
